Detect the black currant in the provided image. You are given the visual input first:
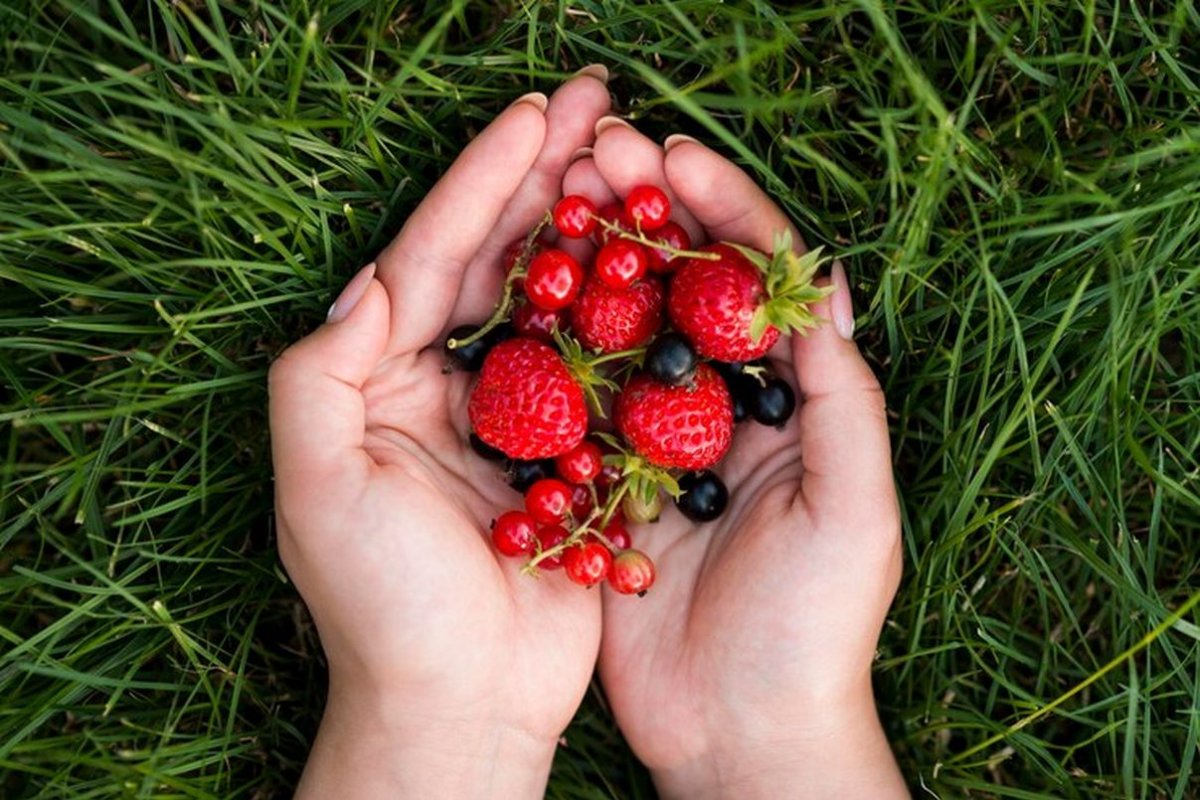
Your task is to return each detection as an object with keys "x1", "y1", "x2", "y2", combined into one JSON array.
[
  {"x1": 444, "y1": 323, "x2": 511, "y2": 371},
  {"x1": 675, "y1": 470, "x2": 728, "y2": 522},
  {"x1": 469, "y1": 433, "x2": 506, "y2": 461},
  {"x1": 506, "y1": 458, "x2": 555, "y2": 493},
  {"x1": 749, "y1": 377, "x2": 796, "y2": 427},
  {"x1": 646, "y1": 333, "x2": 698, "y2": 386}
]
